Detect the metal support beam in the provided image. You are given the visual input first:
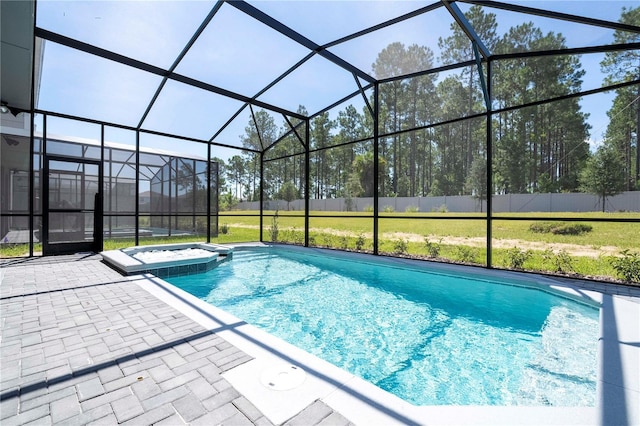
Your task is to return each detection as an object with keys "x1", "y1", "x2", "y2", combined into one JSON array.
[
  {"x1": 41, "y1": 116, "x2": 49, "y2": 254},
  {"x1": 354, "y1": 73, "x2": 374, "y2": 118},
  {"x1": 29, "y1": 115, "x2": 35, "y2": 257},
  {"x1": 207, "y1": 143, "x2": 211, "y2": 243},
  {"x1": 264, "y1": 121, "x2": 307, "y2": 156},
  {"x1": 259, "y1": 152, "x2": 264, "y2": 242},
  {"x1": 227, "y1": 1, "x2": 375, "y2": 84},
  {"x1": 135, "y1": 131, "x2": 140, "y2": 245},
  {"x1": 486, "y1": 60, "x2": 493, "y2": 269},
  {"x1": 461, "y1": 0, "x2": 640, "y2": 34},
  {"x1": 442, "y1": 1, "x2": 490, "y2": 58},
  {"x1": 98, "y1": 124, "x2": 104, "y2": 253},
  {"x1": 249, "y1": 105, "x2": 265, "y2": 150},
  {"x1": 377, "y1": 60, "x2": 476, "y2": 85},
  {"x1": 323, "y1": 1, "x2": 443, "y2": 49},
  {"x1": 304, "y1": 119, "x2": 310, "y2": 247},
  {"x1": 35, "y1": 28, "x2": 306, "y2": 120},
  {"x1": 472, "y1": 42, "x2": 491, "y2": 111},
  {"x1": 192, "y1": 158, "x2": 197, "y2": 234},
  {"x1": 28, "y1": 0, "x2": 37, "y2": 257},
  {"x1": 138, "y1": 1, "x2": 224, "y2": 129},
  {"x1": 493, "y1": 42, "x2": 640, "y2": 61},
  {"x1": 373, "y1": 83, "x2": 380, "y2": 255},
  {"x1": 282, "y1": 115, "x2": 306, "y2": 149},
  {"x1": 211, "y1": 51, "x2": 316, "y2": 142}
]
